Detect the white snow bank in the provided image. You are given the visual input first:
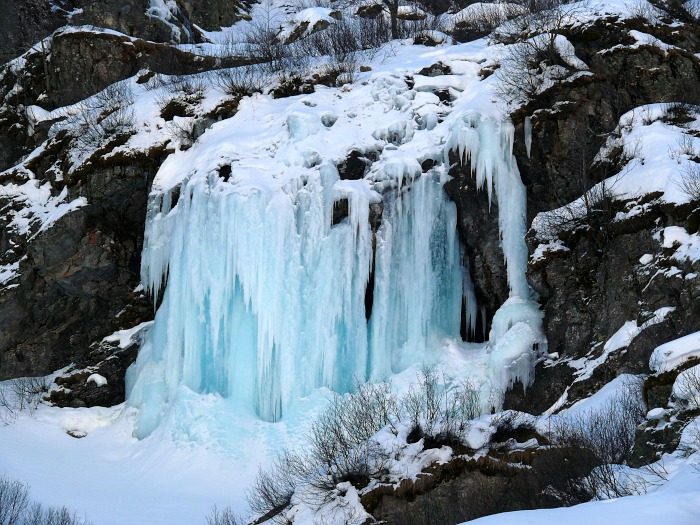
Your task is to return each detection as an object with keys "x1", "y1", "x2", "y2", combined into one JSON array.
[
  {"x1": 87, "y1": 374, "x2": 108, "y2": 387},
  {"x1": 278, "y1": 7, "x2": 339, "y2": 42},
  {"x1": 0, "y1": 261, "x2": 20, "y2": 286},
  {"x1": 661, "y1": 226, "x2": 700, "y2": 263},
  {"x1": 102, "y1": 321, "x2": 154, "y2": 349},
  {"x1": 464, "y1": 453, "x2": 700, "y2": 525},
  {"x1": 533, "y1": 104, "x2": 700, "y2": 238},
  {"x1": 0, "y1": 180, "x2": 87, "y2": 237},
  {"x1": 650, "y1": 331, "x2": 700, "y2": 373},
  {"x1": 568, "y1": 307, "x2": 675, "y2": 382}
]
